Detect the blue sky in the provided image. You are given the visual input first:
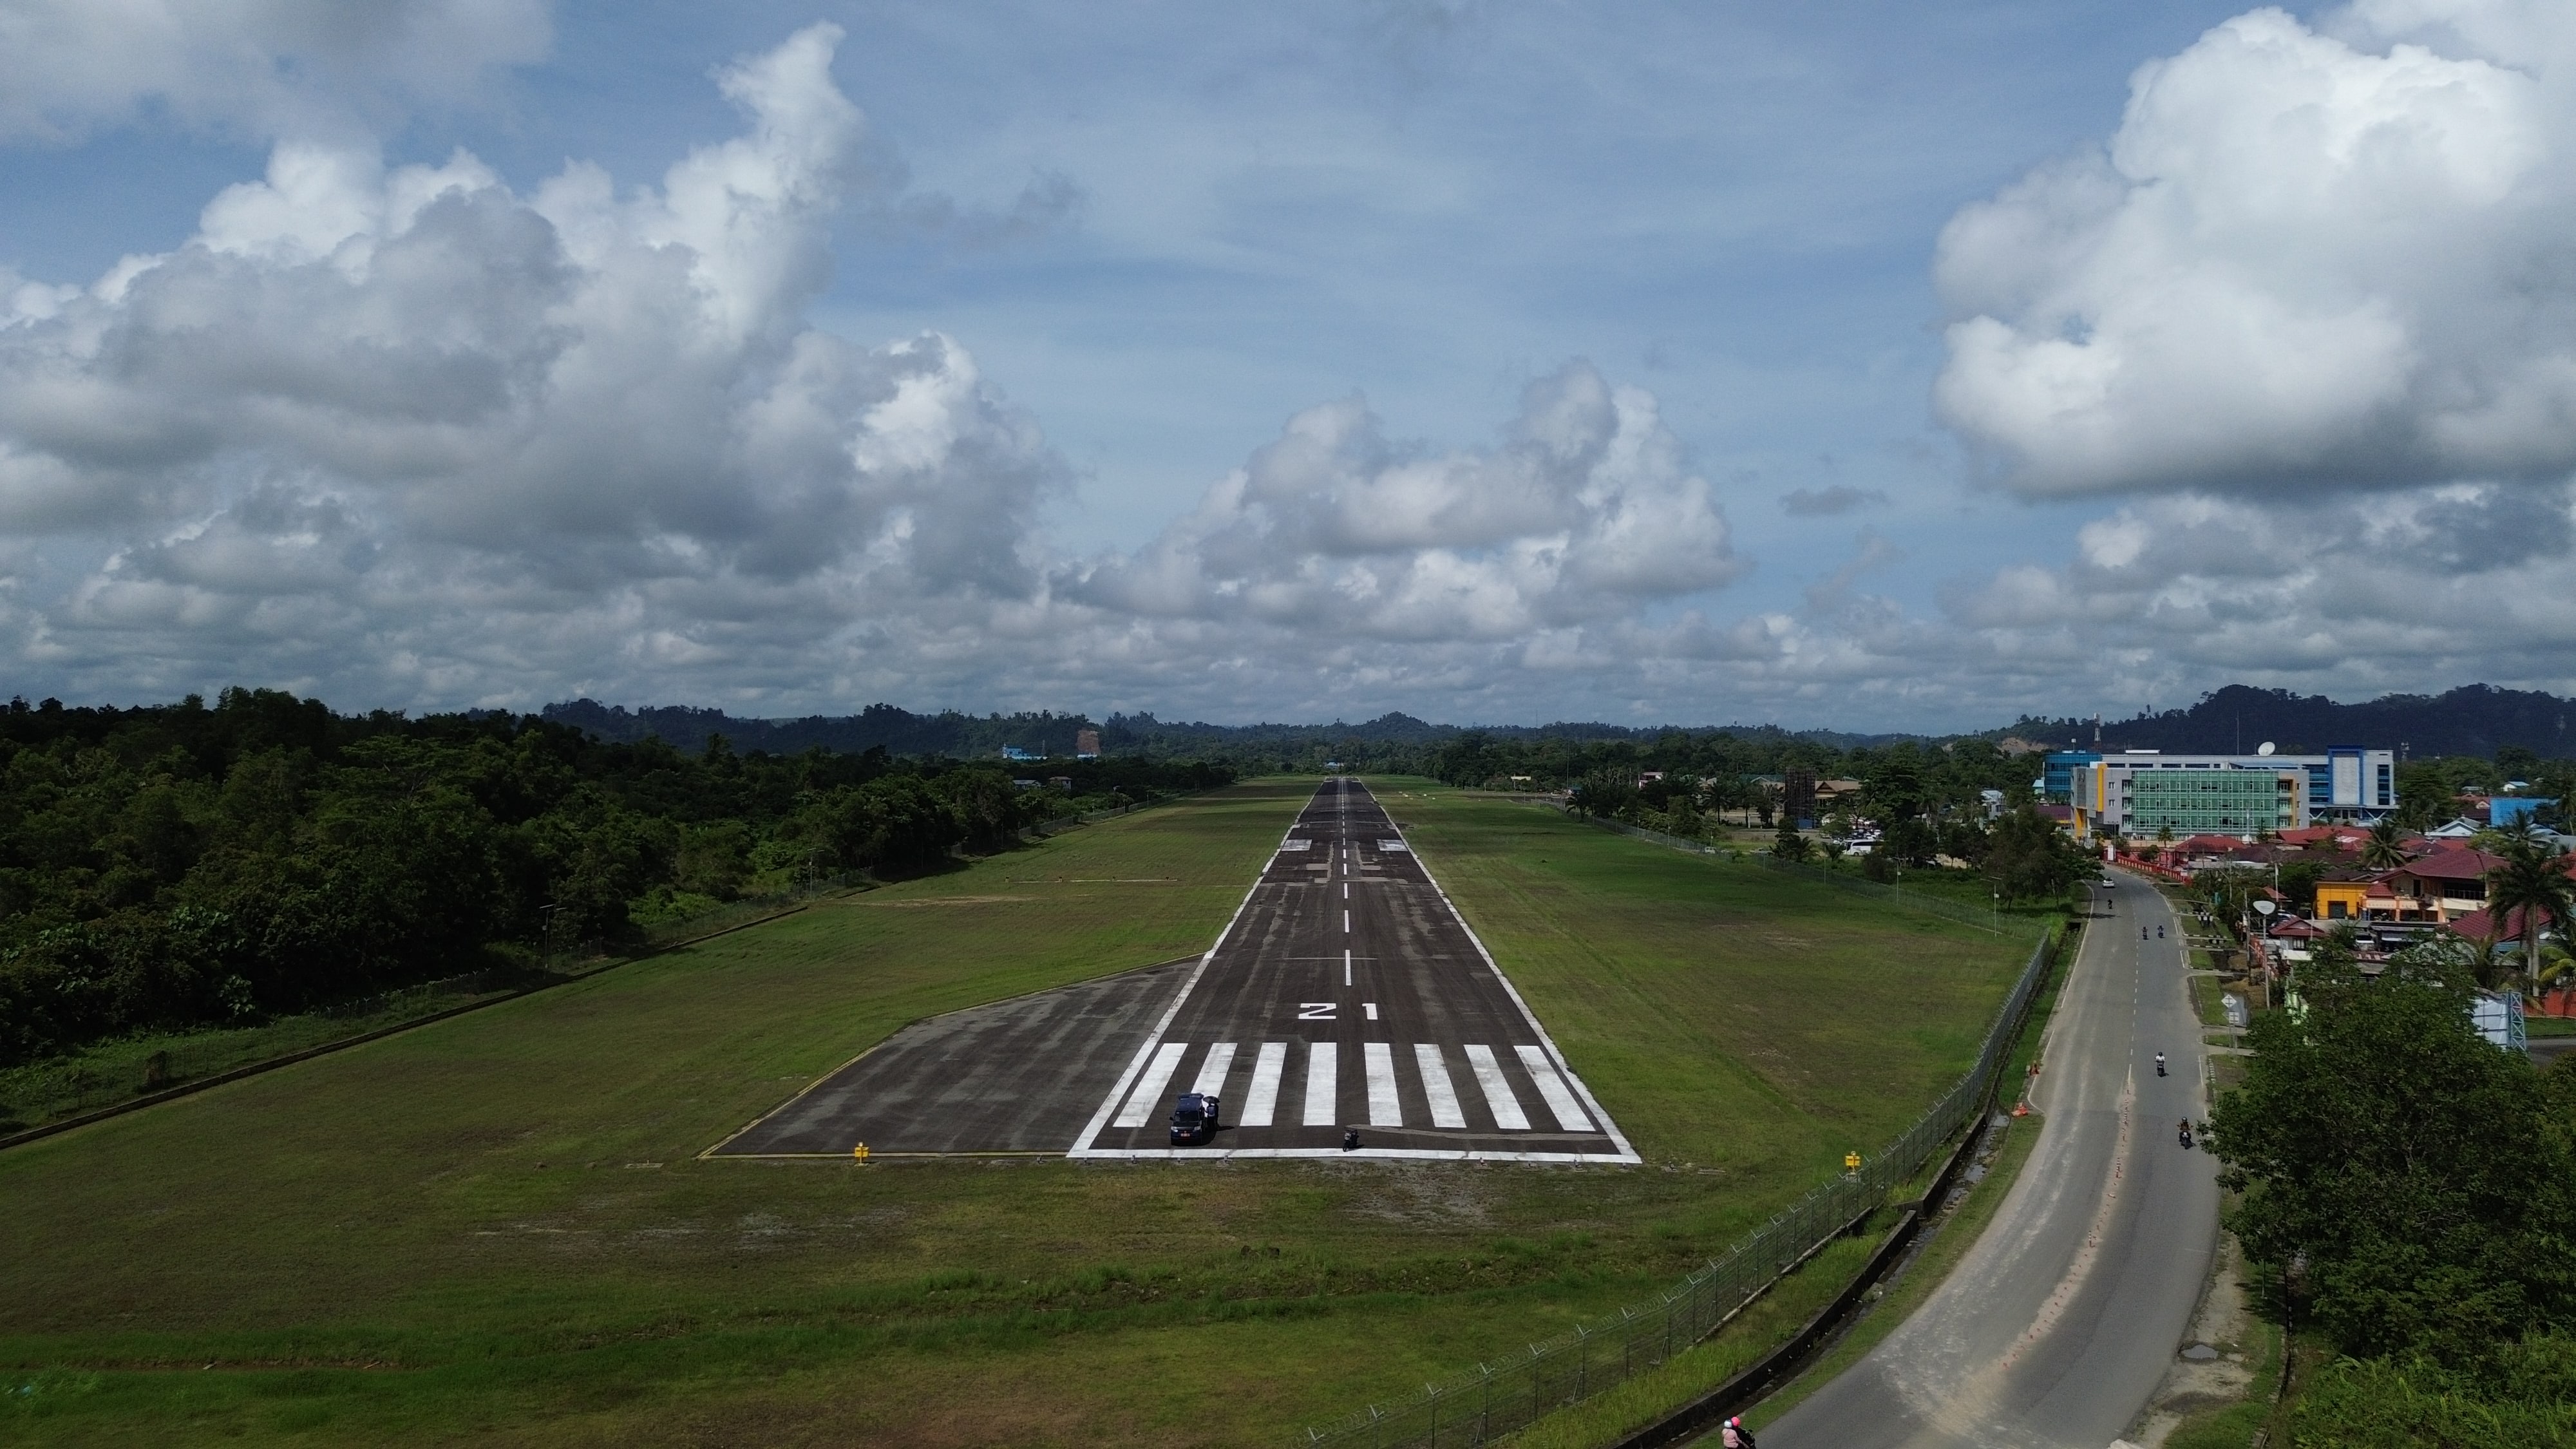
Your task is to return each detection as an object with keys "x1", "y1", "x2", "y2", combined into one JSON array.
[{"x1": 3, "y1": 1, "x2": 2572, "y2": 730}]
